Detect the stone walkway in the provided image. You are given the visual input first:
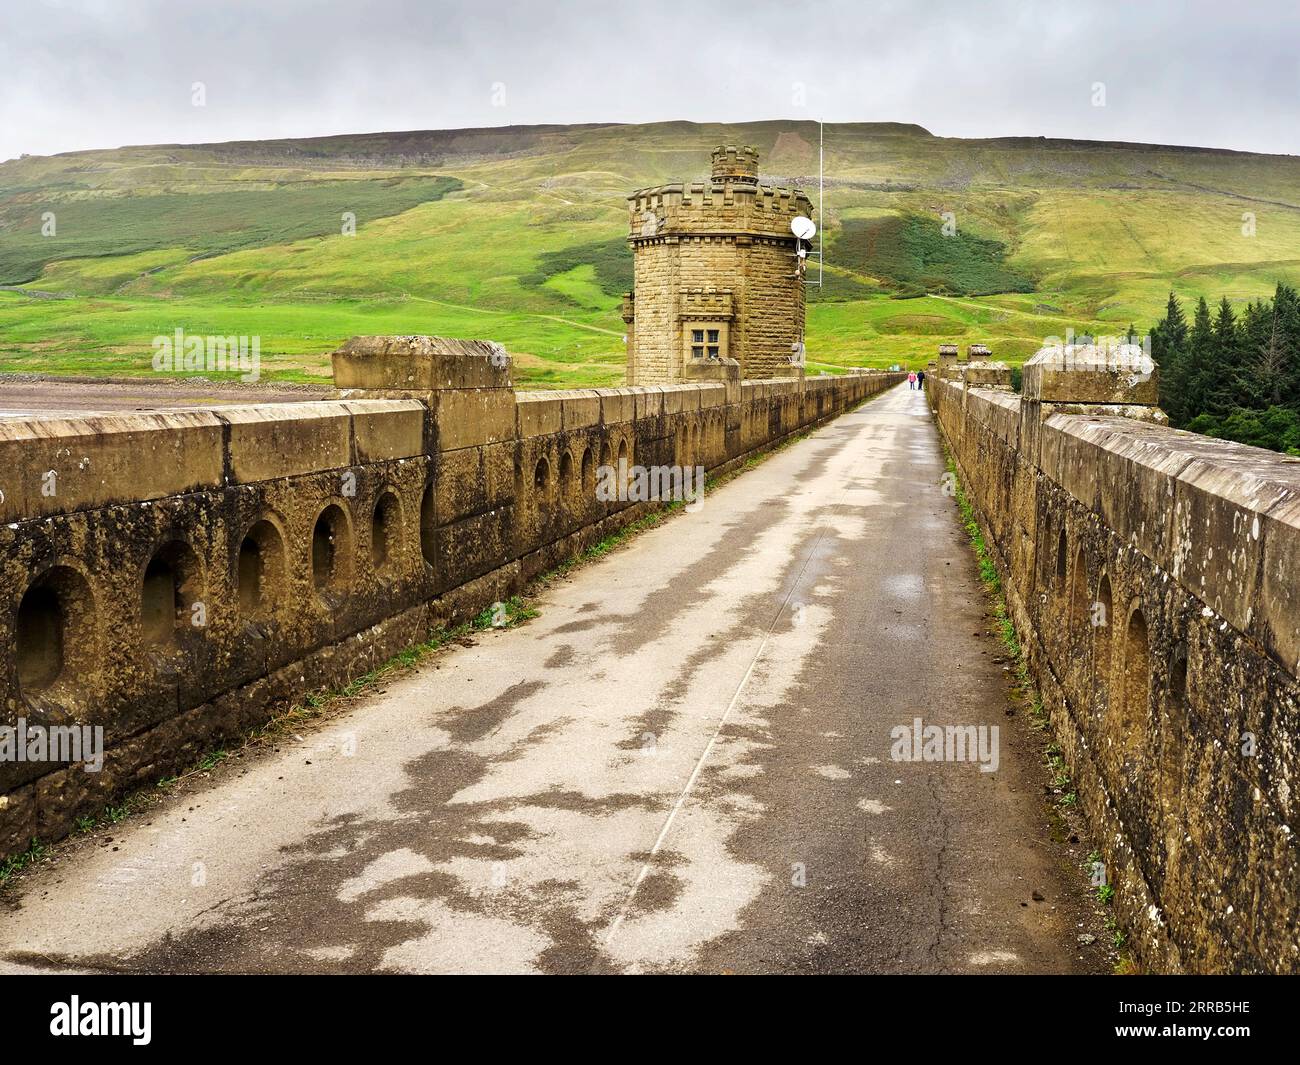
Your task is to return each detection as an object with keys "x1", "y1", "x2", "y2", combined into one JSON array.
[{"x1": 0, "y1": 383, "x2": 1101, "y2": 974}]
